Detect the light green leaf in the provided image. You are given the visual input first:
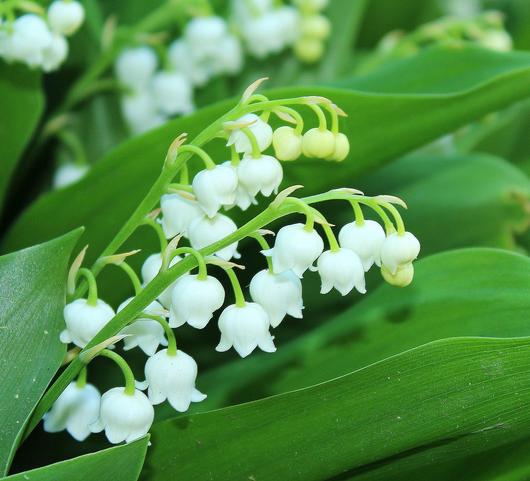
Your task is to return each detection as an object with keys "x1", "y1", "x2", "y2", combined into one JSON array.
[
  {"x1": 0, "y1": 228, "x2": 83, "y2": 475},
  {"x1": 1, "y1": 437, "x2": 148, "y2": 481},
  {"x1": 0, "y1": 63, "x2": 44, "y2": 212},
  {"x1": 146, "y1": 336, "x2": 530, "y2": 481}
]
